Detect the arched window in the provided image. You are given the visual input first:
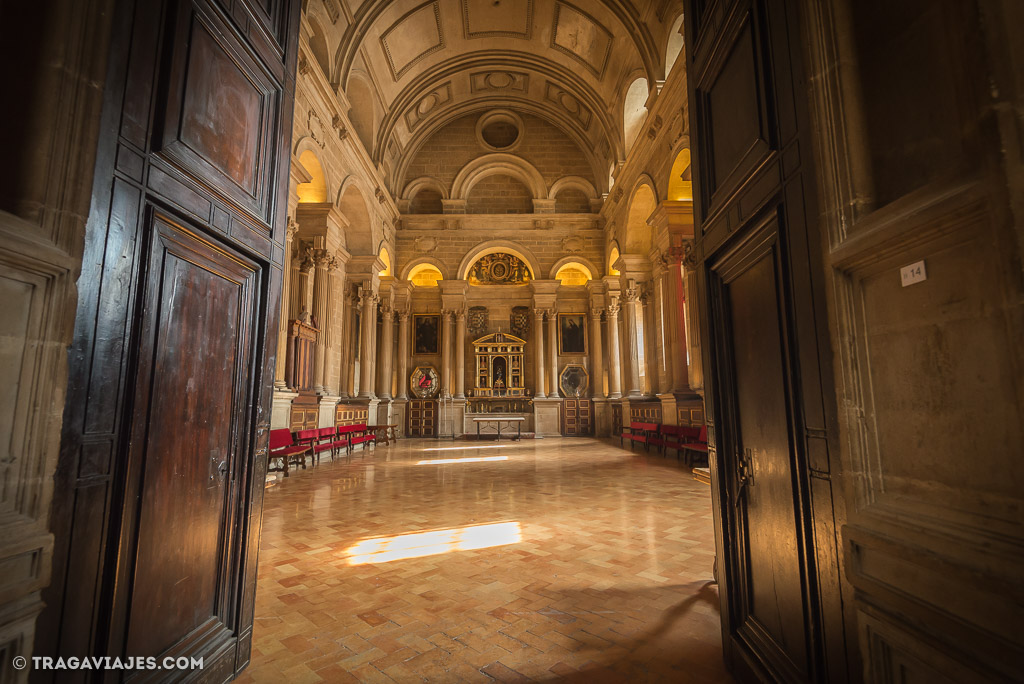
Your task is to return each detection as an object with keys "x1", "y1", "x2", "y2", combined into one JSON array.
[
  {"x1": 296, "y1": 149, "x2": 327, "y2": 203},
  {"x1": 623, "y1": 78, "x2": 649, "y2": 151},
  {"x1": 608, "y1": 246, "x2": 621, "y2": 276},
  {"x1": 408, "y1": 263, "x2": 443, "y2": 287},
  {"x1": 554, "y1": 262, "x2": 593, "y2": 286},
  {"x1": 667, "y1": 149, "x2": 693, "y2": 201},
  {"x1": 378, "y1": 247, "x2": 392, "y2": 276}
]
